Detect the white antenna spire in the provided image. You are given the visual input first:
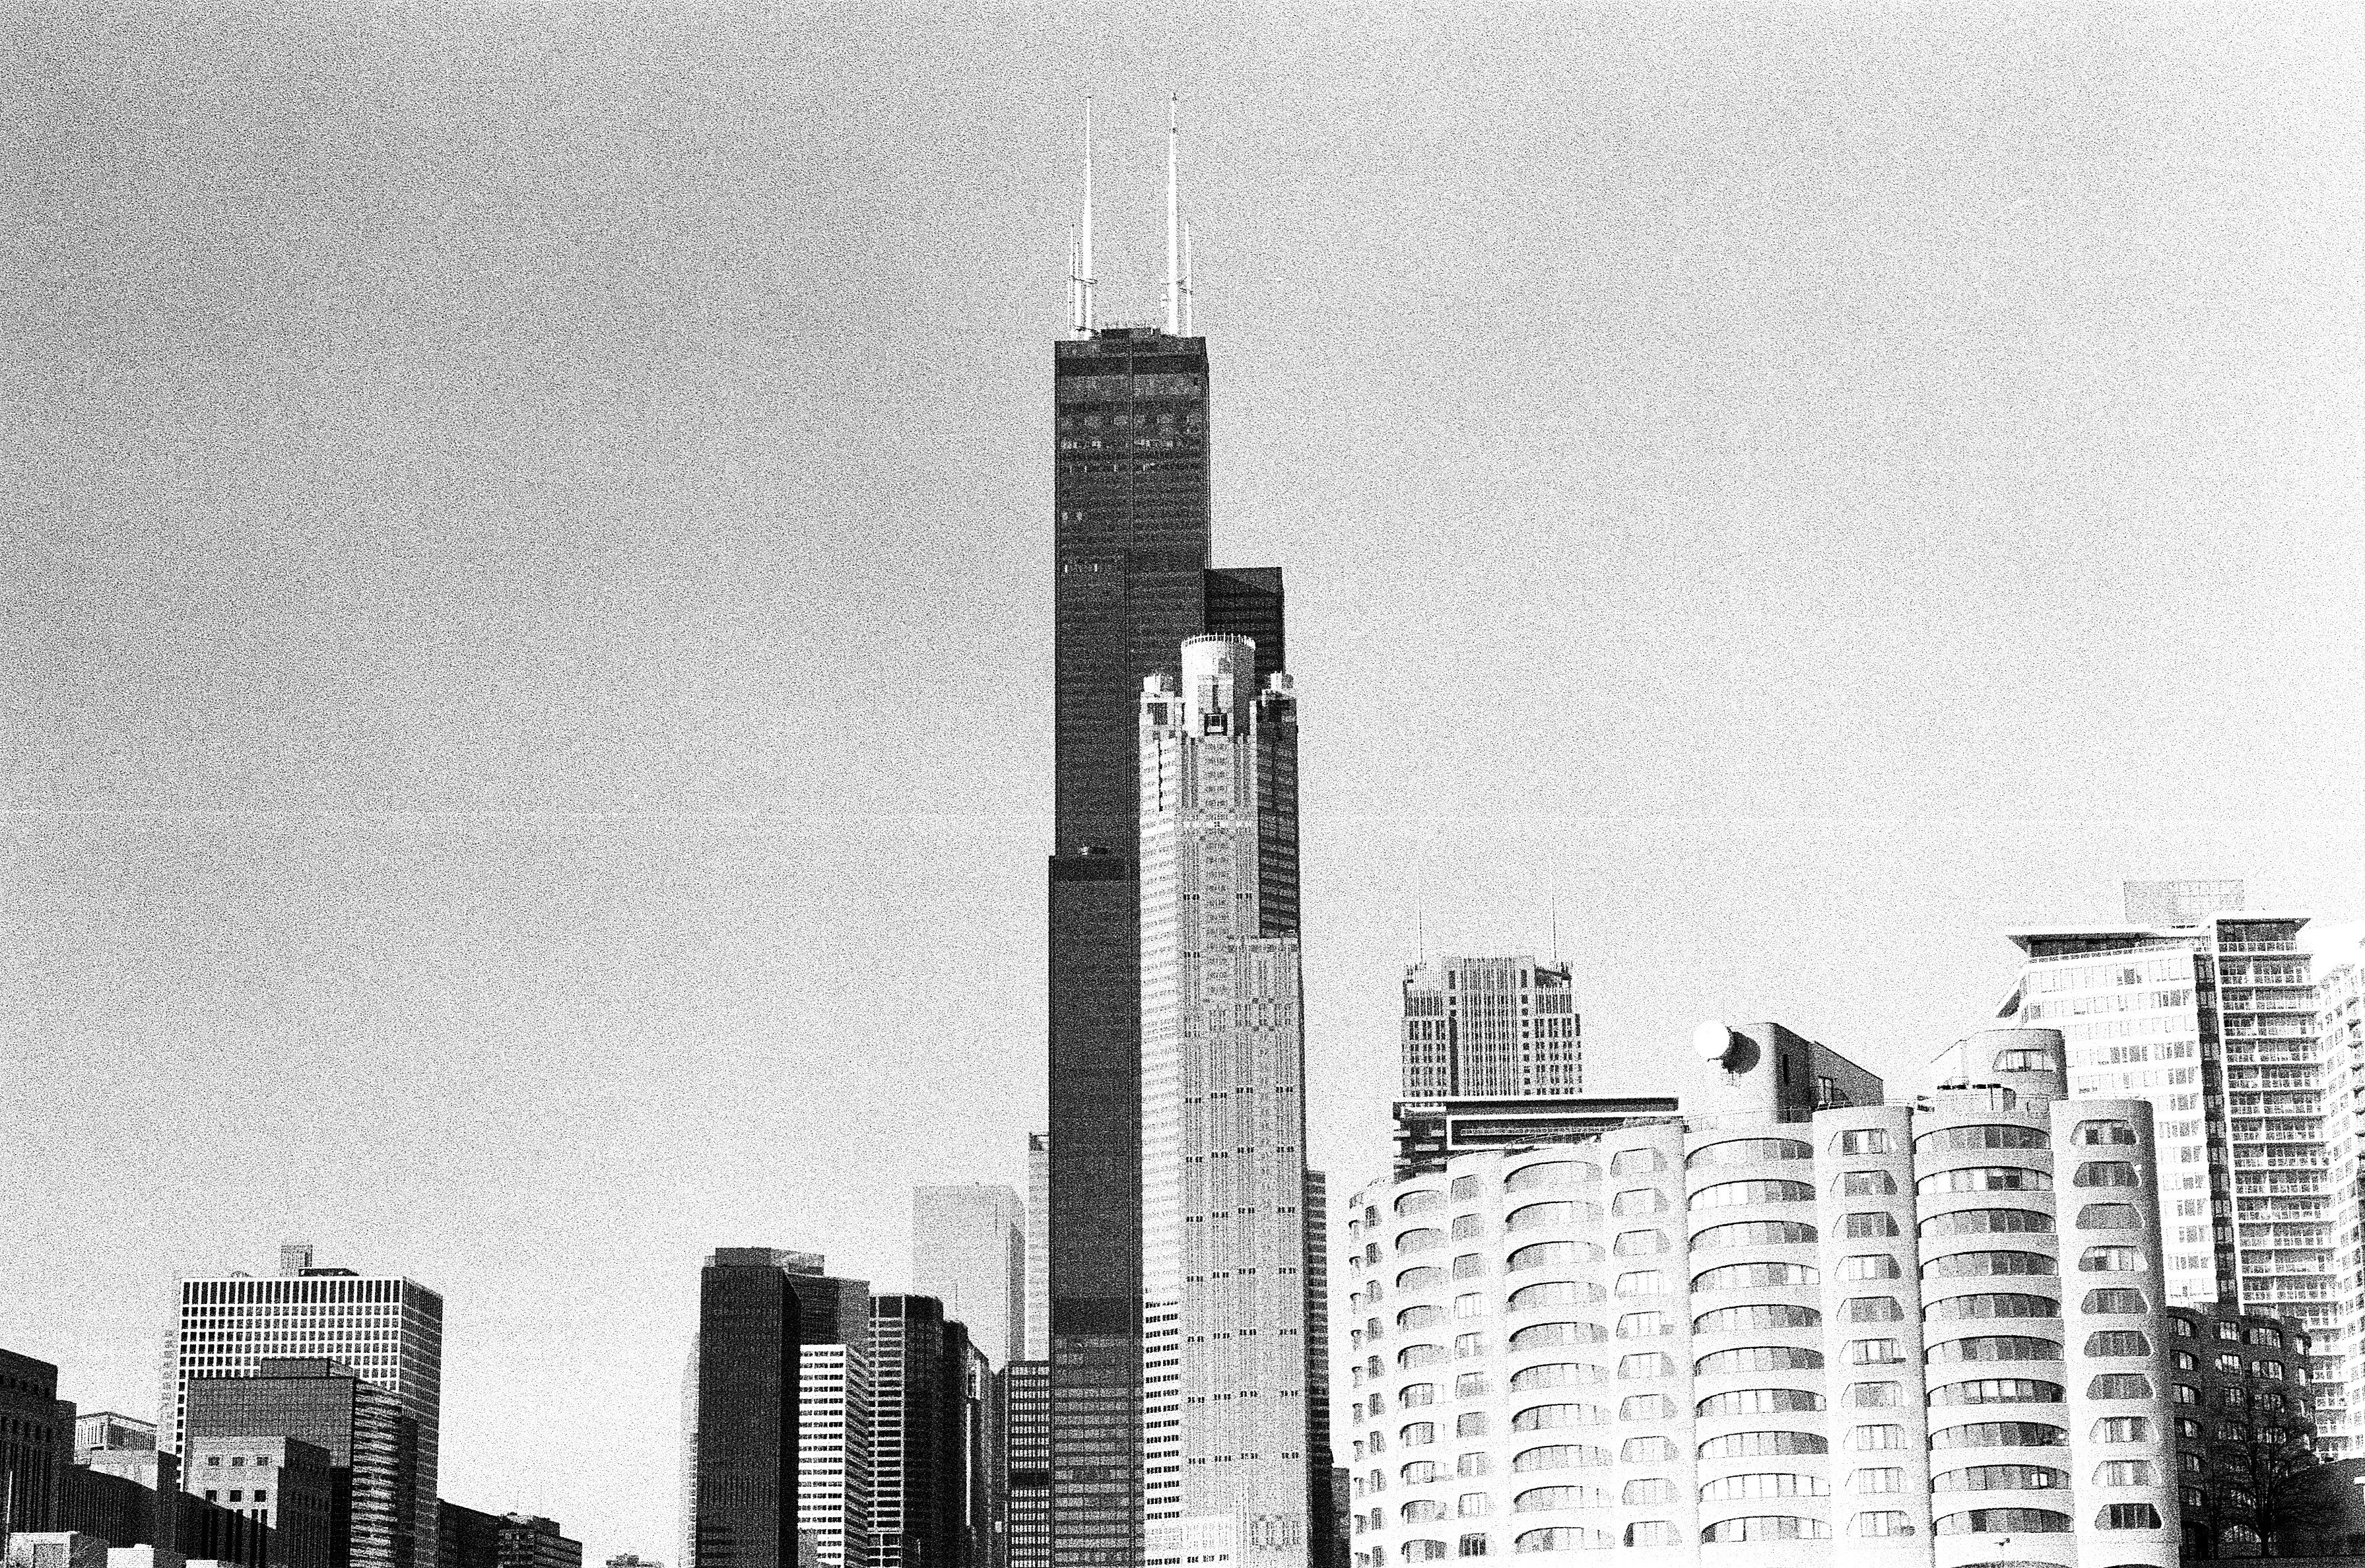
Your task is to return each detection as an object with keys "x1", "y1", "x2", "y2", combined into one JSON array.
[
  {"x1": 1067, "y1": 225, "x2": 1081, "y2": 332},
  {"x1": 1182, "y1": 220, "x2": 1195, "y2": 335},
  {"x1": 1164, "y1": 93, "x2": 1180, "y2": 335},
  {"x1": 1081, "y1": 96, "x2": 1097, "y2": 333}
]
